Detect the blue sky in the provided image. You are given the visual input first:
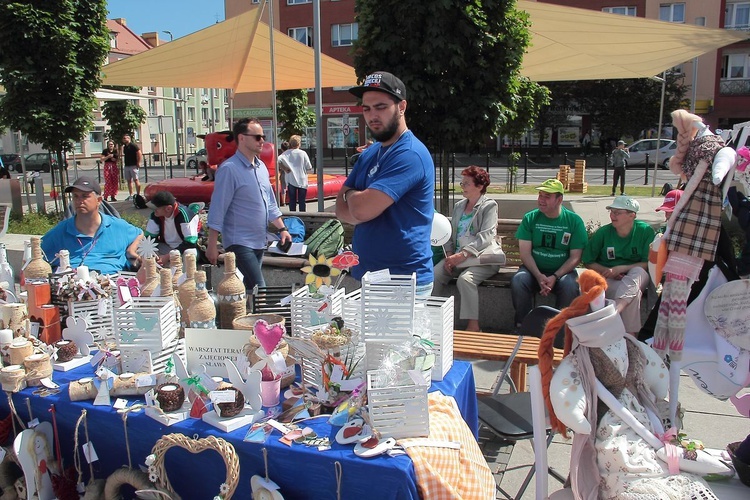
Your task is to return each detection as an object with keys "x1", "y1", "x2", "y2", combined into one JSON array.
[{"x1": 107, "y1": 0, "x2": 226, "y2": 40}]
